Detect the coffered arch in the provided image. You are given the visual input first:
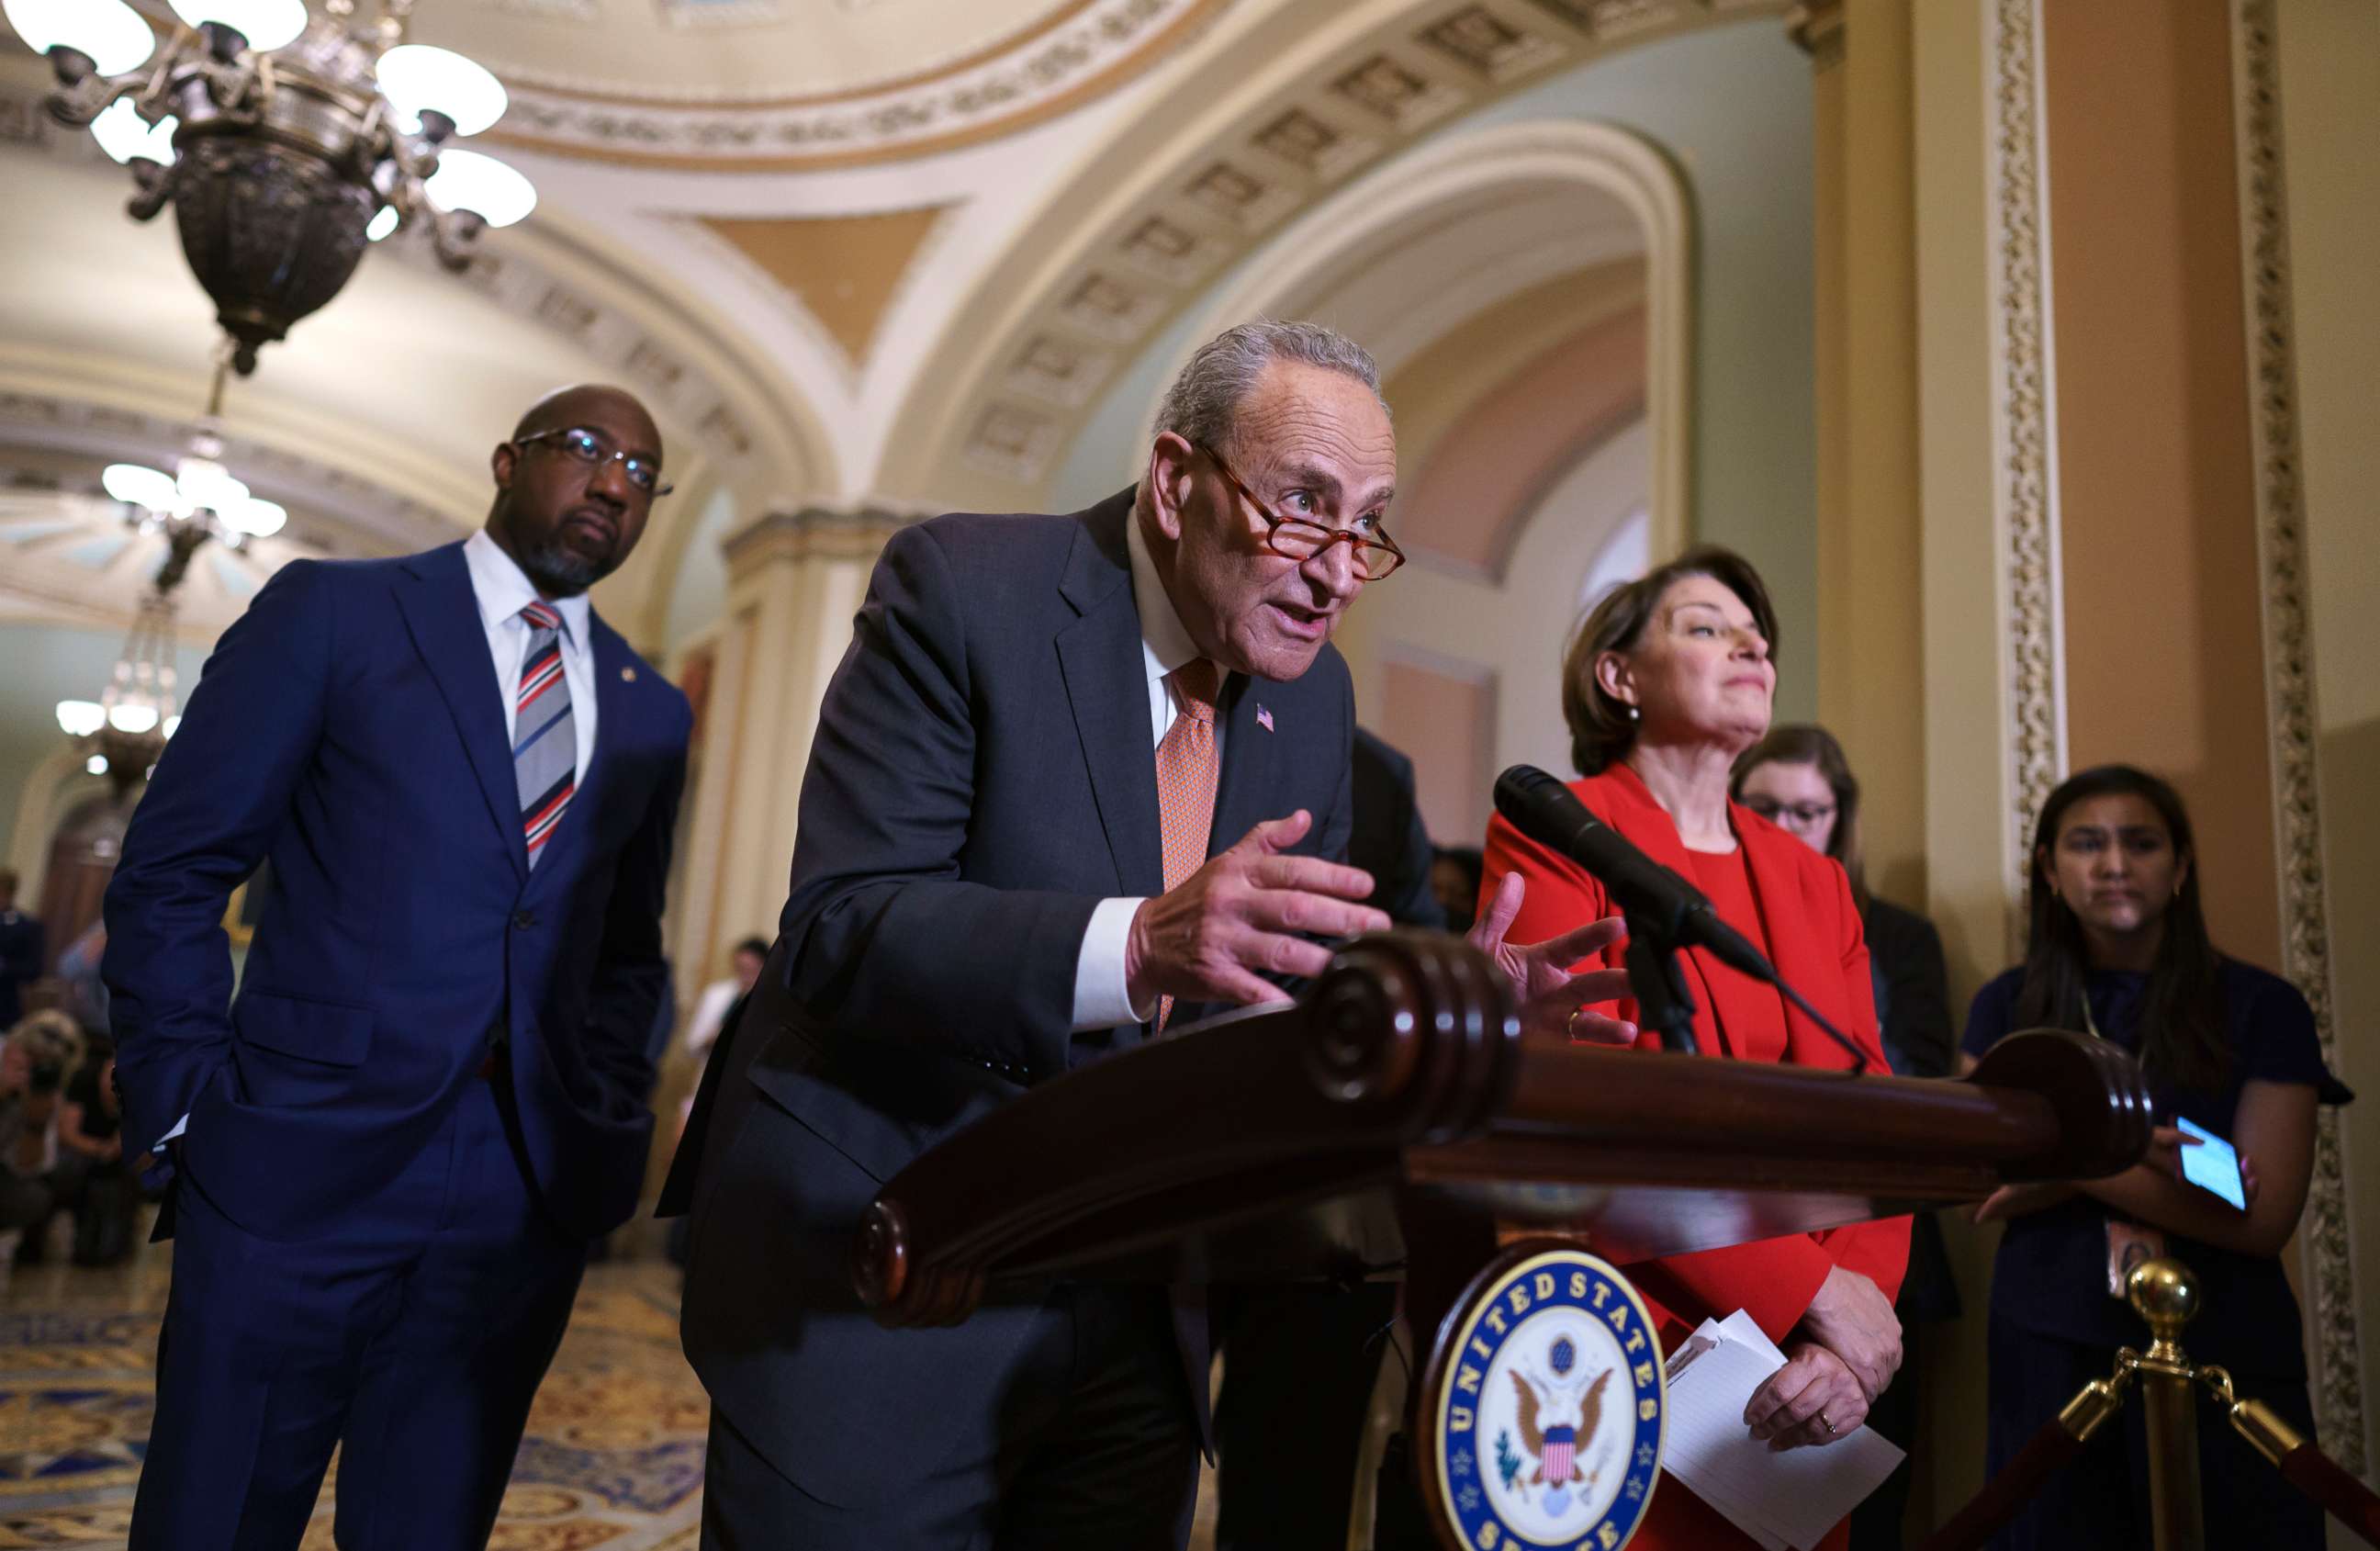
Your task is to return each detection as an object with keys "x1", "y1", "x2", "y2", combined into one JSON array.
[
  {"x1": 1143, "y1": 116, "x2": 1689, "y2": 560},
  {"x1": 870, "y1": 0, "x2": 1779, "y2": 510}
]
